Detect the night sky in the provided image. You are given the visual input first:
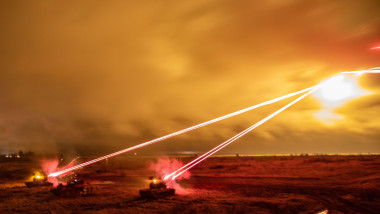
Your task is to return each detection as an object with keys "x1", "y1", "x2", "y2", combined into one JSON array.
[{"x1": 1, "y1": 1, "x2": 379, "y2": 156}]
